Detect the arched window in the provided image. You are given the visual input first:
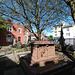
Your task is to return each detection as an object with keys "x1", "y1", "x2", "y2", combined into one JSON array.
[
  {"x1": 7, "y1": 34, "x2": 12, "y2": 42},
  {"x1": 18, "y1": 28, "x2": 21, "y2": 34},
  {"x1": 24, "y1": 35, "x2": 28, "y2": 42},
  {"x1": 18, "y1": 37, "x2": 21, "y2": 41}
]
